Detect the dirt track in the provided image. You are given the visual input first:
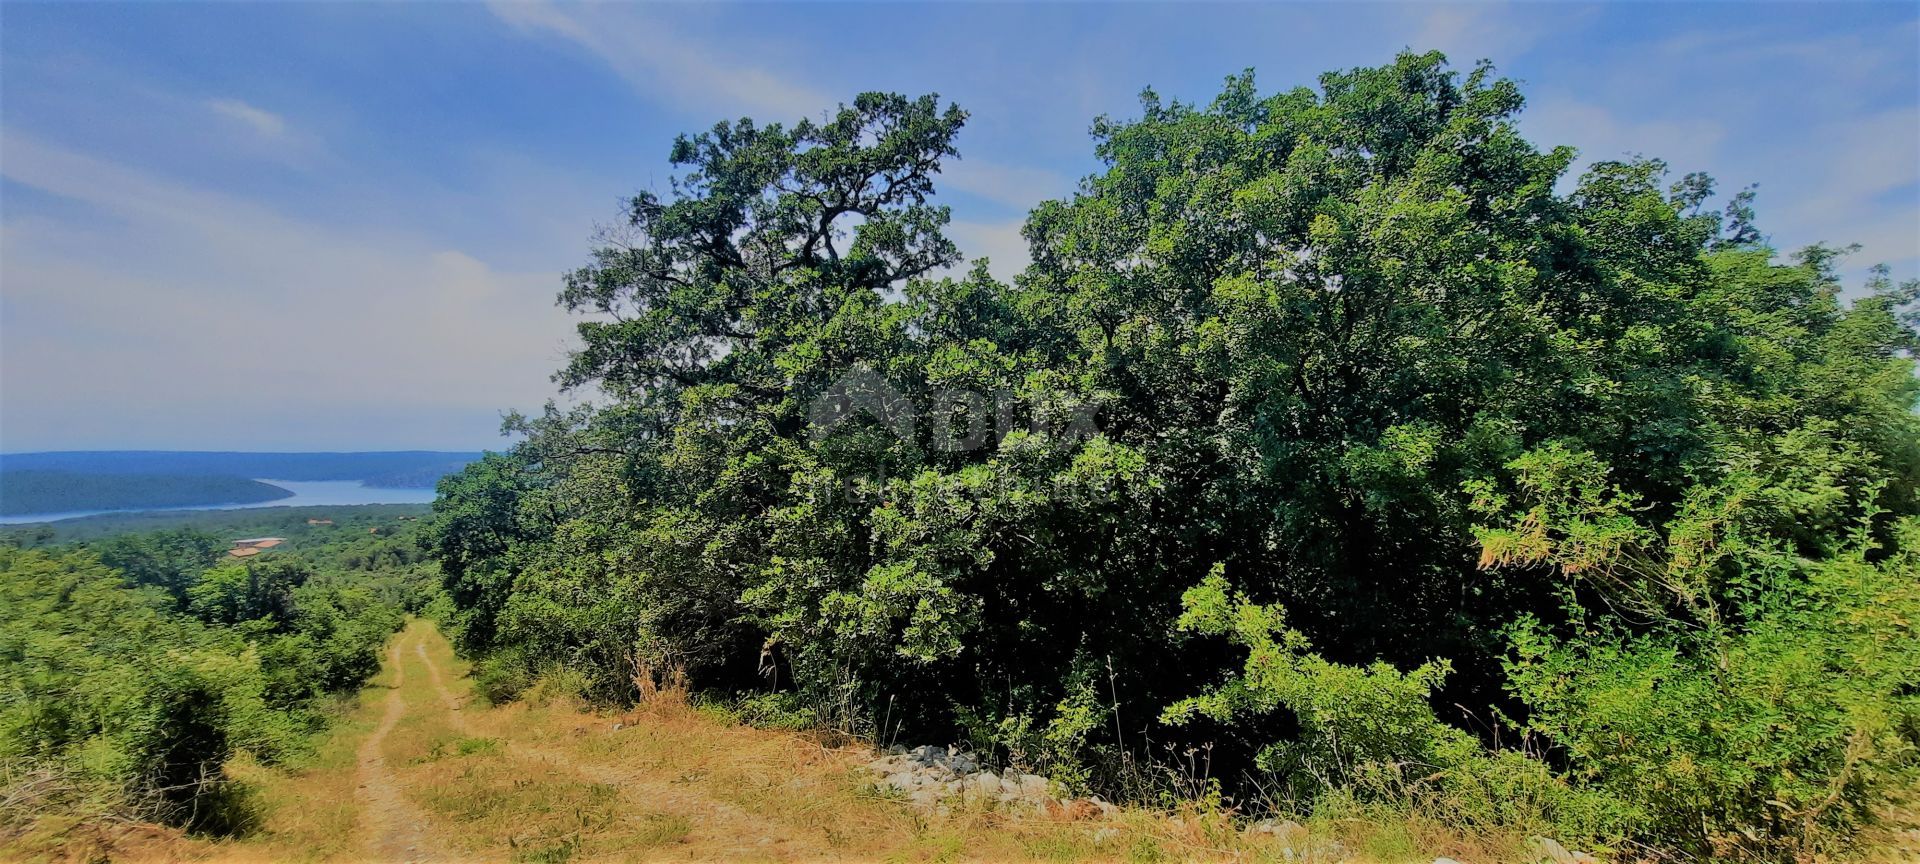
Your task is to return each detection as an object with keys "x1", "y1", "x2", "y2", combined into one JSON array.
[{"x1": 353, "y1": 638, "x2": 444, "y2": 863}]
